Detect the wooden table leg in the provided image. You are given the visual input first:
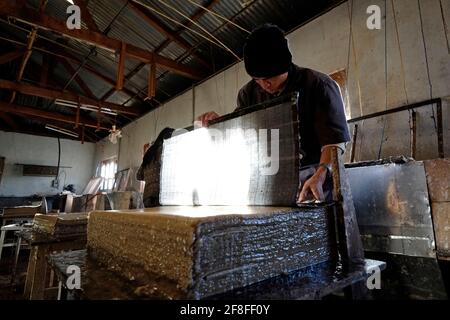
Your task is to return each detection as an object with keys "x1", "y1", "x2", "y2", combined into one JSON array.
[
  {"x1": 29, "y1": 244, "x2": 49, "y2": 300},
  {"x1": 23, "y1": 246, "x2": 37, "y2": 299}
]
